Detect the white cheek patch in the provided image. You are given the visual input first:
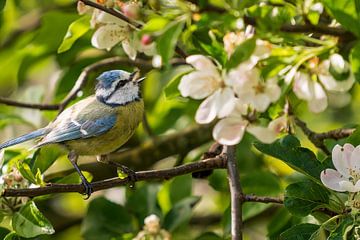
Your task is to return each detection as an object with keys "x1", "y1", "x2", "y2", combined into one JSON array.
[{"x1": 105, "y1": 82, "x2": 139, "y2": 105}]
